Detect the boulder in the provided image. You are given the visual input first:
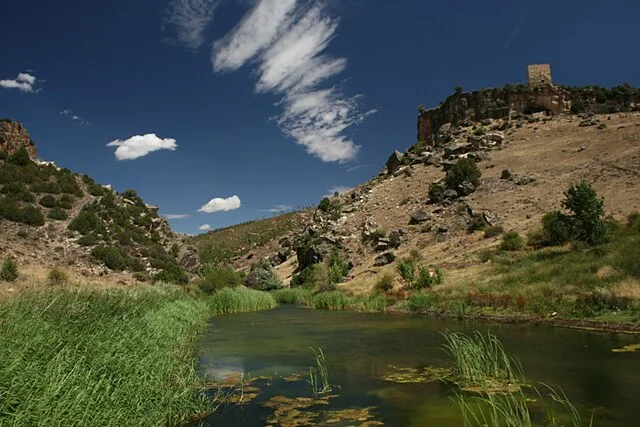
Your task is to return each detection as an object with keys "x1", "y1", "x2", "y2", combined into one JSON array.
[
  {"x1": 374, "y1": 251, "x2": 396, "y2": 267},
  {"x1": 409, "y1": 210, "x2": 431, "y2": 224},
  {"x1": 385, "y1": 150, "x2": 405, "y2": 174},
  {"x1": 485, "y1": 131, "x2": 505, "y2": 143},
  {"x1": 457, "y1": 180, "x2": 476, "y2": 196}
]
